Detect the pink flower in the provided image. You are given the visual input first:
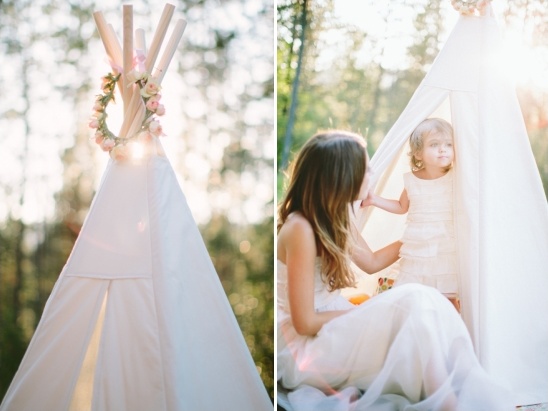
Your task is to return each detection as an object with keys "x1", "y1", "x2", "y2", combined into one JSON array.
[
  {"x1": 477, "y1": 0, "x2": 489, "y2": 14},
  {"x1": 95, "y1": 131, "x2": 104, "y2": 144},
  {"x1": 146, "y1": 99, "x2": 160, "y2": 111},
  {"x1": 109, "y1": 144, "x2": 129, "y2": 161},
  {"x1": 138, "y1": 130, "x2": 153, "y2": 142},
  {"x1": 155, "y1": 104, "x2": 165, "y2": 116},
  {"x1": 148, "y1": 120, "x2": 164, "y2": 137},
  {"x1": 149, "y1": 94, "x2": 161, "y2": 103},
  {"x1": 100, "y1": 138, "x2": 115, "y2": 152},
  {"x1": 148, "y1": 120, "x2": 160, "y2": 133},
  {"x1": 140, "y1": 78, "x2": 161, "y2": 98},
  {"x1": 93, "y1": 101, "x2": 103, "y2": 111},
  {"x1": 89, "y1": 119, "x2": 100, "y2": 129}
]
